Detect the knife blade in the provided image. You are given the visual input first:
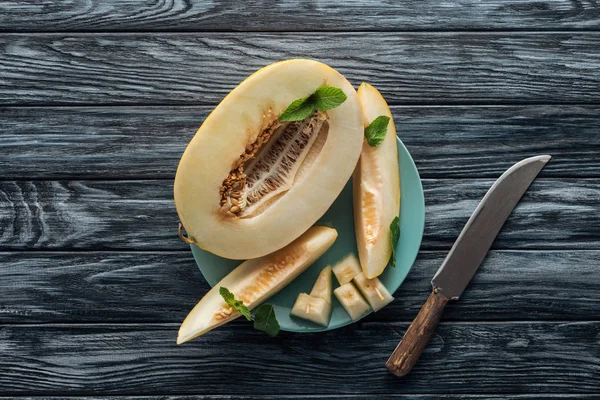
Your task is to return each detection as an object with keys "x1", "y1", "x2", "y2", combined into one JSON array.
[{"x1": 386, "y1": 155, "x2": 551, "y2": 377}]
